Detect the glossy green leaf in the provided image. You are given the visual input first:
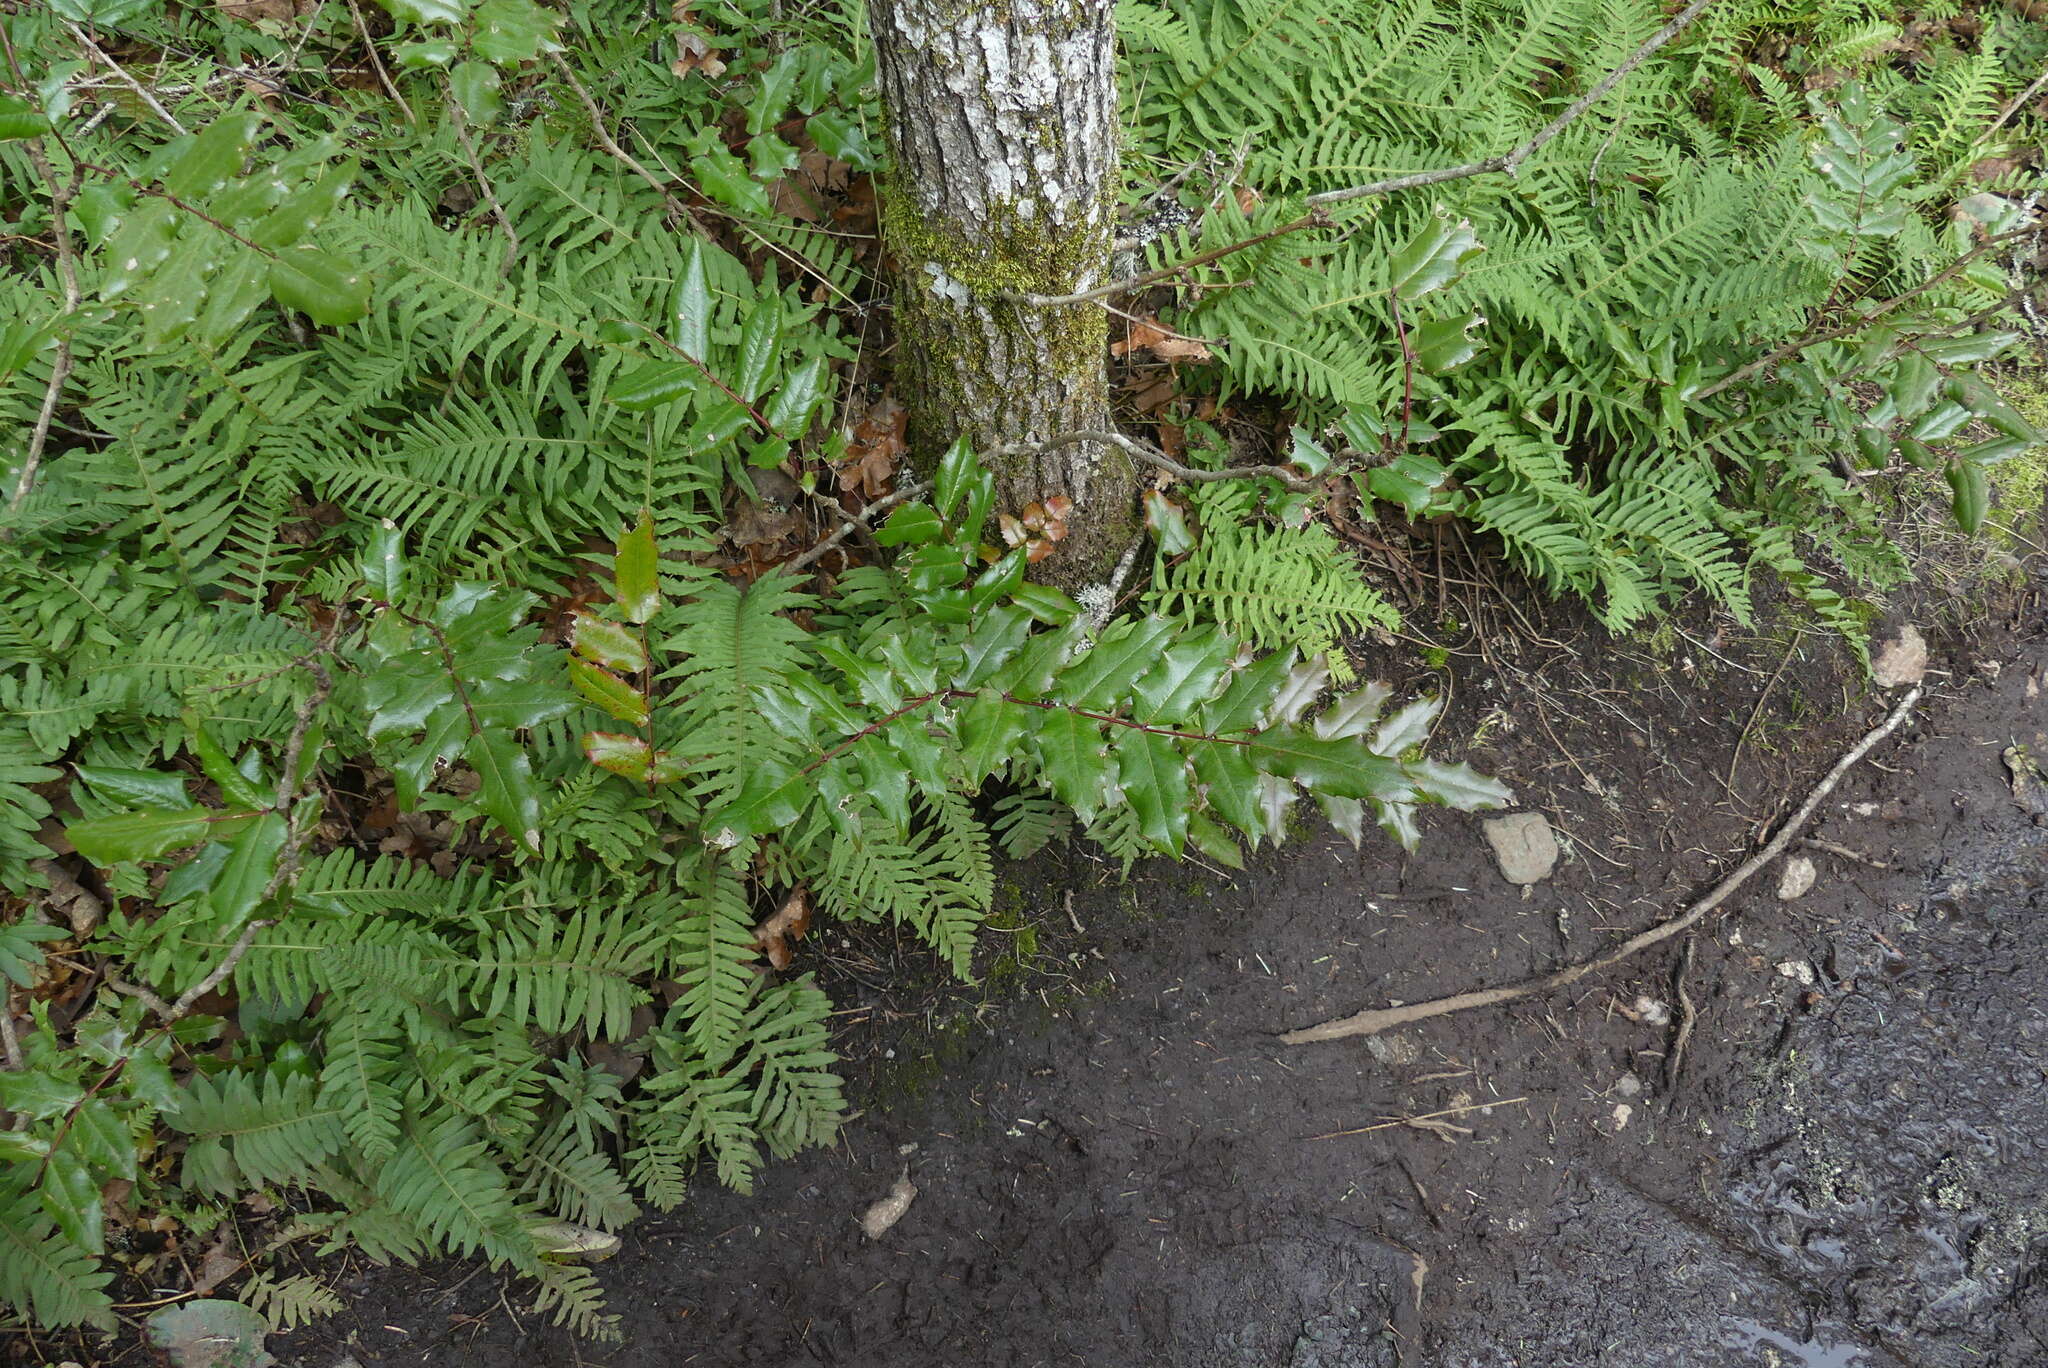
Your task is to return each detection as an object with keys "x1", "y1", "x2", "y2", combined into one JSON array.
[
  {"x1": 1387, "y1": 210, "x2": 1483, "y2": 301},
  {"x1": 1055, "y1": 616, "x2": 1177, "y2": 709},
  {"x1": 874, "y1": 504, "x2": 944, "y2": 547},
  {"x1": 208, "y1": 812, "x2": 287, "y2": 934},
  {"x1": 614, "y1": 510, "x2": 660, "y2": 624},
  {"x1": 955, "y1": 691, "x2": 1026, "y2": 785},
  {"x1": 608, "y1": 357, "x2": 701, "y2": 411},
  {"x1": 185, "y1": 721, "x2": 272, "y2": 811},
  {"x1": 1958, "y1": 436, "x2": 2031, "y2": 466},
  {"x1": 1191, "y1": 740, "x2": 1263, "y2": 841},
  {"x1": 363, "y1": 518, "x2": 405, "y2": 600},
  {"x1": 569, "y1": 659, "x2": 649, "y2": 727},
  {"x1": 934, "y1": 437, "x2": 976, "y2": 517},
  {"x1": 1115, "y1": 729, "x2": 1190, "y2": 855},
  {"x1": 733, "y1": 301, "x2": 783, "y2": 403},
  {"x1": 690, "y1": 142, "x2": 774, "y2": 215},
  {"x1": 40, "y1": 1149, "x2": 102, "y2": 1254},
  {"x1": 1947, "y1": 459, "x2": 1988, "y2": 534},
  {"x1": 806, "y1": 111, "x2": 875, "y2": 169},
  {"x1": 1413, "y1": 310, "x2": 1486, "y2": 374},
  {"x1": 1286, "y1": 427, "x2": 1331, "y2": 475},
  {"x1": 1033, "y1": 708, "x2": 1112, "y2": 825},
  {"x1": 392, "y1": 37, "x2": 461, "y2": 67},
  {"x1": 68, "y1": 807, "x2": 214, "y2": 865},
  {"x1": 465, "y1": 729, "x2": 543, "y2": 855},
  {"x1": 969, "y1": 547, "x2": 1028, "y2": 610},
  {"x1": 375, "y1": 0, "x2": 465, "y2": 20},
  {"x1": 0, "y1": 1066, "x2": 82, "y2": 1120},
  {"x1": 1887, "y1": 352, "x2": 1940, "y2": 420},
  {"x1": 672, "y1": 239, "x2": 711, "y2": 362},
  {"x1": 1244, "y1": 726, "x2": 1408, "y2": 801},
  {"x1": 1143, "y1": 489, "x2": 1195, "y2": 555},
  {"x1": 1918, "y1": 332, "x2": 2020, "y2": 366},
  {"x1": 68, "y1": 1100, "x2": 137, "y2": 1184},
  {"x1": 267, "y1": 247, "x2": 370, "y2": 326},
  {"x1": 0, "y1": 96, "x2": 51, "y2": 141},
  {"x1": 73, "y1": 765, "x2": 191, "y2": 810},
  {"x1": 1132, "y1": 628, "x2": 1233, "y2": 719},
  {"x1": 764, "y1": 355, "x2": 831, "y2": 437},
  {"x1": 470, "y1": 0, "x2": 563, "y2": 63},
  {"x1": 1366, "y1": 450, "x2": 1449, "y2": 517},
  {"x1": 448, "y1": 61, "x2": 504, "y2": 123},
  {"x1": 584, "y1": 733, "x2": 655, "y2": 782},
  {"x1": 164, "y1": 115, "x2": 261, "y2": 202},
  {"x1": 98, "y1": 198, "x2": 179, "y2": 301}
]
